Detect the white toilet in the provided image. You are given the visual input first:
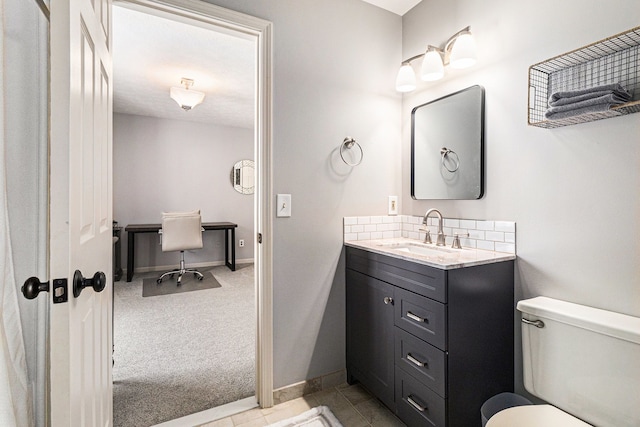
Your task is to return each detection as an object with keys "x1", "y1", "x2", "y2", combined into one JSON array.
[{"x1": 487, "y1": 296, "x2": 640, "y2": 427}]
